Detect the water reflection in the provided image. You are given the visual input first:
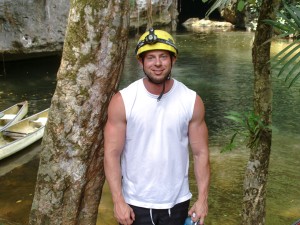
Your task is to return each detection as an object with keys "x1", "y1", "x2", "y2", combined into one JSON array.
[
  {"x1": 0, "y1": 30, "x2": 299, "y2": 225},
  {"x1": 0, "y1": 56, "x2": 60, "y2": 114}
]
